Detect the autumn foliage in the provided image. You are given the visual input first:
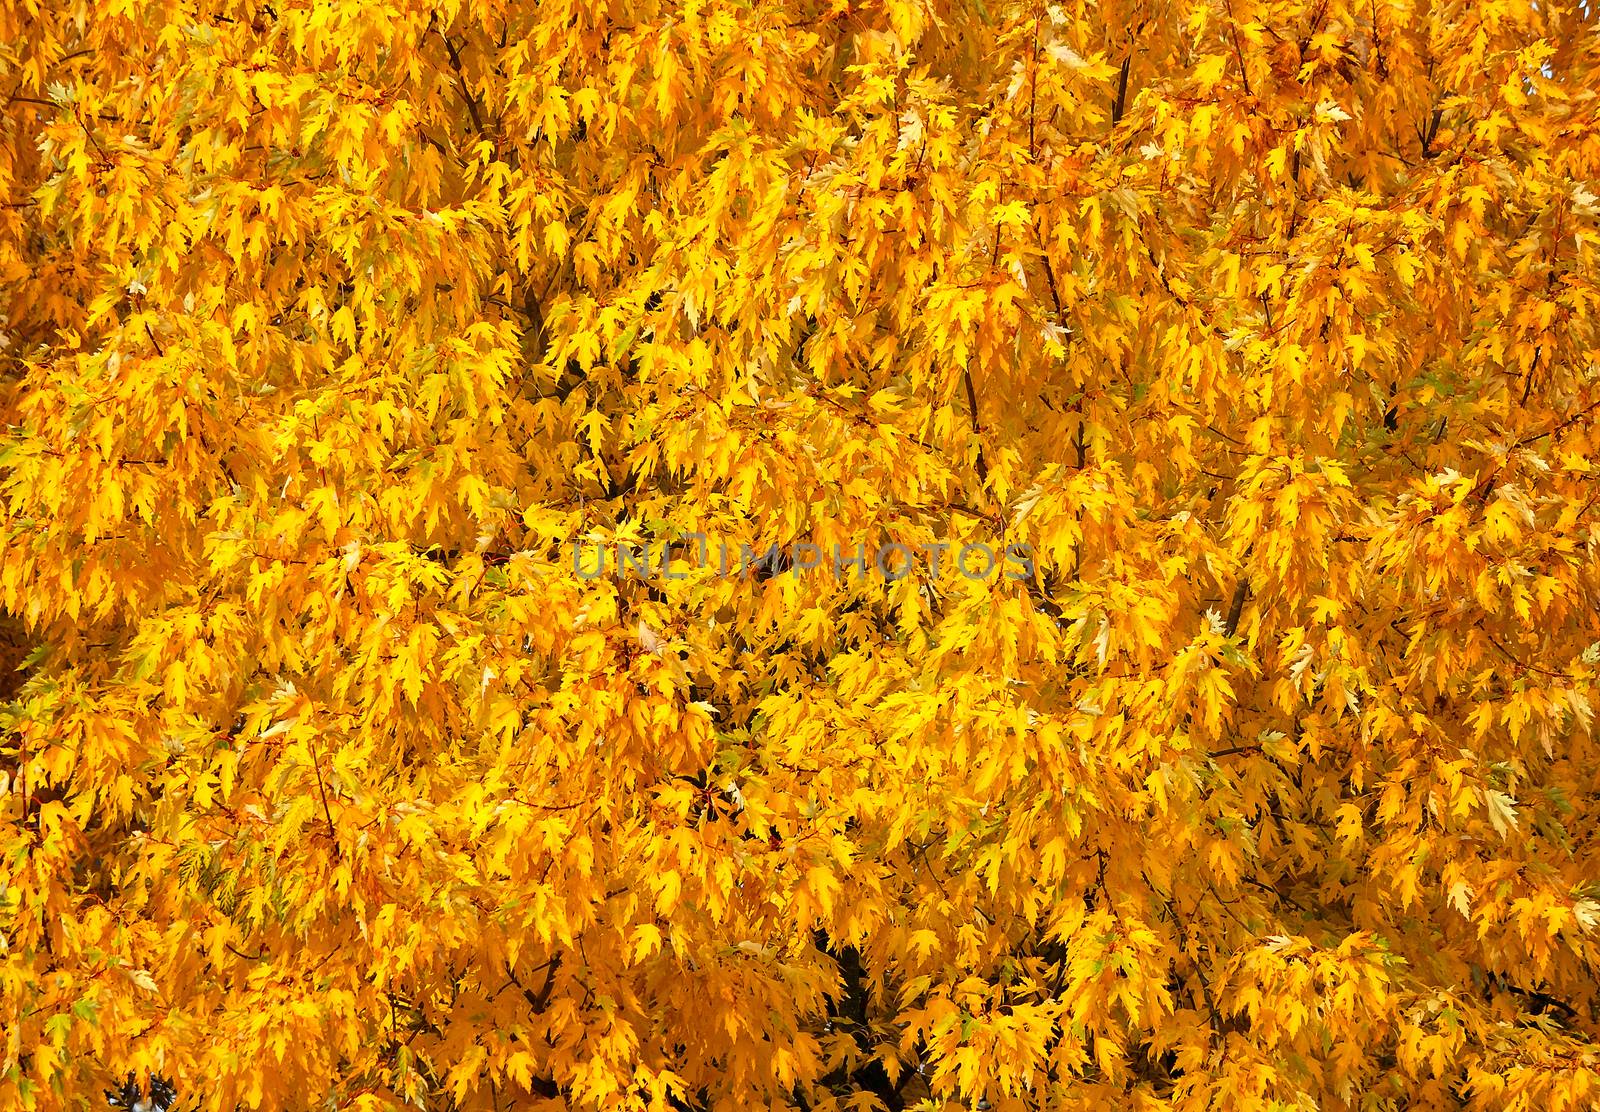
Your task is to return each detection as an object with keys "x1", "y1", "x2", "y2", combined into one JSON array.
[{"x1": 4, "y1": 0, "x2": 1600, "y2": 1109}]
